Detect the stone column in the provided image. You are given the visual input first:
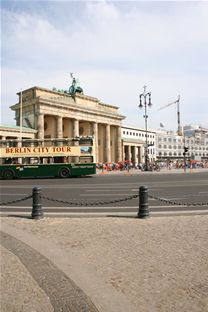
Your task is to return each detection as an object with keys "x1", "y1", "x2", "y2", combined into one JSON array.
[
  {"x1": 37, "y1": 113, "x2": 44, "y2": 140},
  {"x1": 142, "y1": 146, "x2": 145, "y2": 163},
  {"x1": 73, "y1": 119, "x2": 79, "y2": 163},
  {"x1": 133, "y1": 146, "x2": 137, "y2": 166},
  {"x1": 116, "y1": 126, "x2": 122, "y2": 162},
  {"x1": 106, "y1": 124, "x2": 111, "y2": 163},
  {"x1": 93, "y1": 122, "x2": 98, "y2": 163},
  {"x1": 57, "y1": 116, "x2": 63, "y2": 139},
  {"x1": 127, "y1": 145, "x2": 131, "y2": 162},
  {"x1": 73, "y1": 119, "x2": 79, "y2": 137},
  {"x1": 138, "y1": 146, "x2": 142, "y2": 163},
  {"x1": 122, "y1": 143, "x2": 125, "y2": 162}
]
